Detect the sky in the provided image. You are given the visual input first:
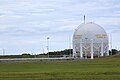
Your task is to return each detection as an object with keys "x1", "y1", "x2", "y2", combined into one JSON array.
[{"x1": 0, "y1": 0, "x2": 120, "y2": 55}]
